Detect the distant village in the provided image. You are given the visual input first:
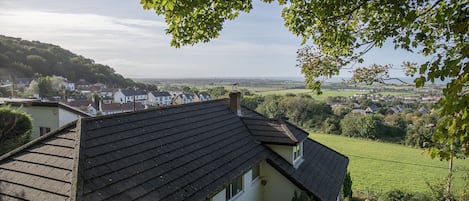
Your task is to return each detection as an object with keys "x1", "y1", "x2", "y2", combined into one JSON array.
[
  {"x1": 0, "y1": 77, "x2": 442, "y2": 139},
  {"x1": 0, "y1": 77, "x2": 212, "y2": 116}
]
